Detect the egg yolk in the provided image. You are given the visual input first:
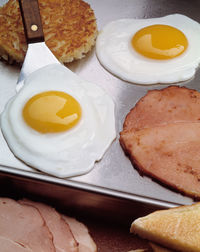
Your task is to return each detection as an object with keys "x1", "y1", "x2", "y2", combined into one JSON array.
[
  {"x1": 23, "y1": 91, "x2": 82, "y2": 133},
  {"x1": 131, "y1": 24, "x2": 188, "y2": 60}
]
